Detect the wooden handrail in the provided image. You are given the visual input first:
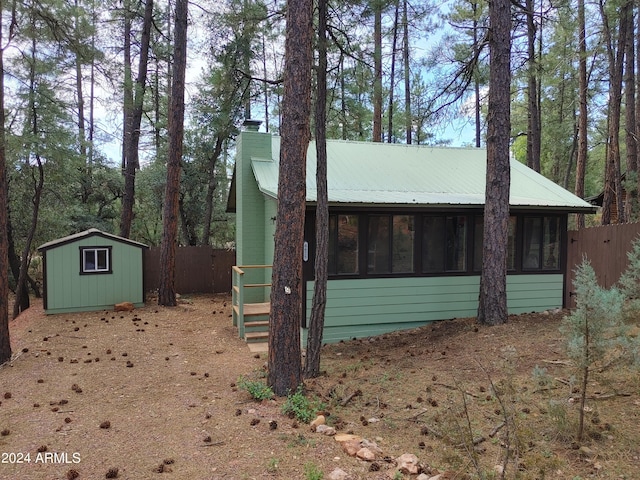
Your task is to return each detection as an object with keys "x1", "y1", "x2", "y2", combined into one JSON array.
[{"x1": 231, "y1": 264, "x2": 273, "y2": 339}]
